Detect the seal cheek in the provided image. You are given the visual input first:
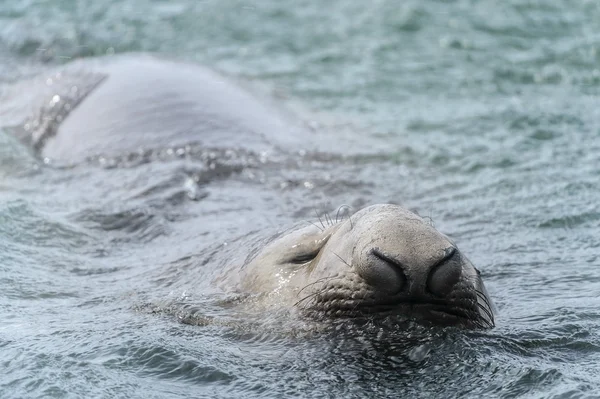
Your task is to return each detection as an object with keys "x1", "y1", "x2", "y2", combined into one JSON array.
[{"x1": 356, "y1": 248, "x2": 406, "y2": 295}]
